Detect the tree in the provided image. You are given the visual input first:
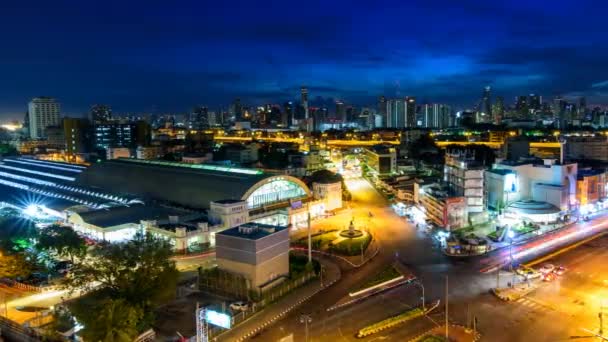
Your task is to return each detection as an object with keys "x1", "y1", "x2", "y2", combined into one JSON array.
[
  {"x1": 0, "y1": 252, "x2": 33, "y2": 278},
  {"x1": 408, "y1": 134, "x2": 443, "y2": 171},
  {"x1": 37, "y1": 225, "x2": 87, "y2": 263},
  {"x1": 0, "y1": 216, "x2": 38, "y2": 252},
  {"x1": 71, "y1": 297, "x2": 142, "y2": 342},
  {"x1": 65, "y1": 232, "x2": 179, "y2": 330}
]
